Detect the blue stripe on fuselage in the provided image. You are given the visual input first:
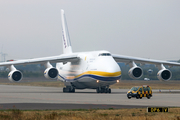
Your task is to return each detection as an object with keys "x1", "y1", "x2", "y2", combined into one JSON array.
[{"x1": 58, "y1": 74, "x2": 121, "y2": 82}]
